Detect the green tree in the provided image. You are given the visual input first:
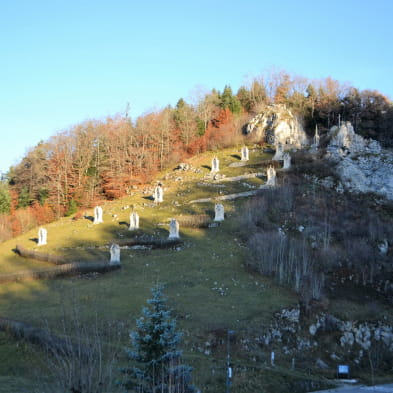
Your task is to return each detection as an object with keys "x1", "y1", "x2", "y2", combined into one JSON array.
[
  {"x1": 123, "y1": 285, "x2": 195, "y2": 393},
  {"x1": 219, "y1": 85, "x2": 242, "y2": 114},
  {"x1": 17, "y1": 186, "x2": 31, "y2": 208},
  {"x1": 250, "y1": 79, "x2": 267, "y2": 106},
  {"x1": 173, "y1": 99, "x2": 197, "y2": 145},
  {"x1": 0, "y1": 182, "x2": 11, "y2": 214},
  {"x1": 196, "y1": 90, "x2": 220, "y2": 133},
  {"x1": 65, "y1": 199, "x2": 78, "y2": 216},
  {"x1": 237, "y1": 80, "x2": 268, "y2": 112},
  {"x1": 236, "y1": 86, "x2": 253, "y2": 112}
]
